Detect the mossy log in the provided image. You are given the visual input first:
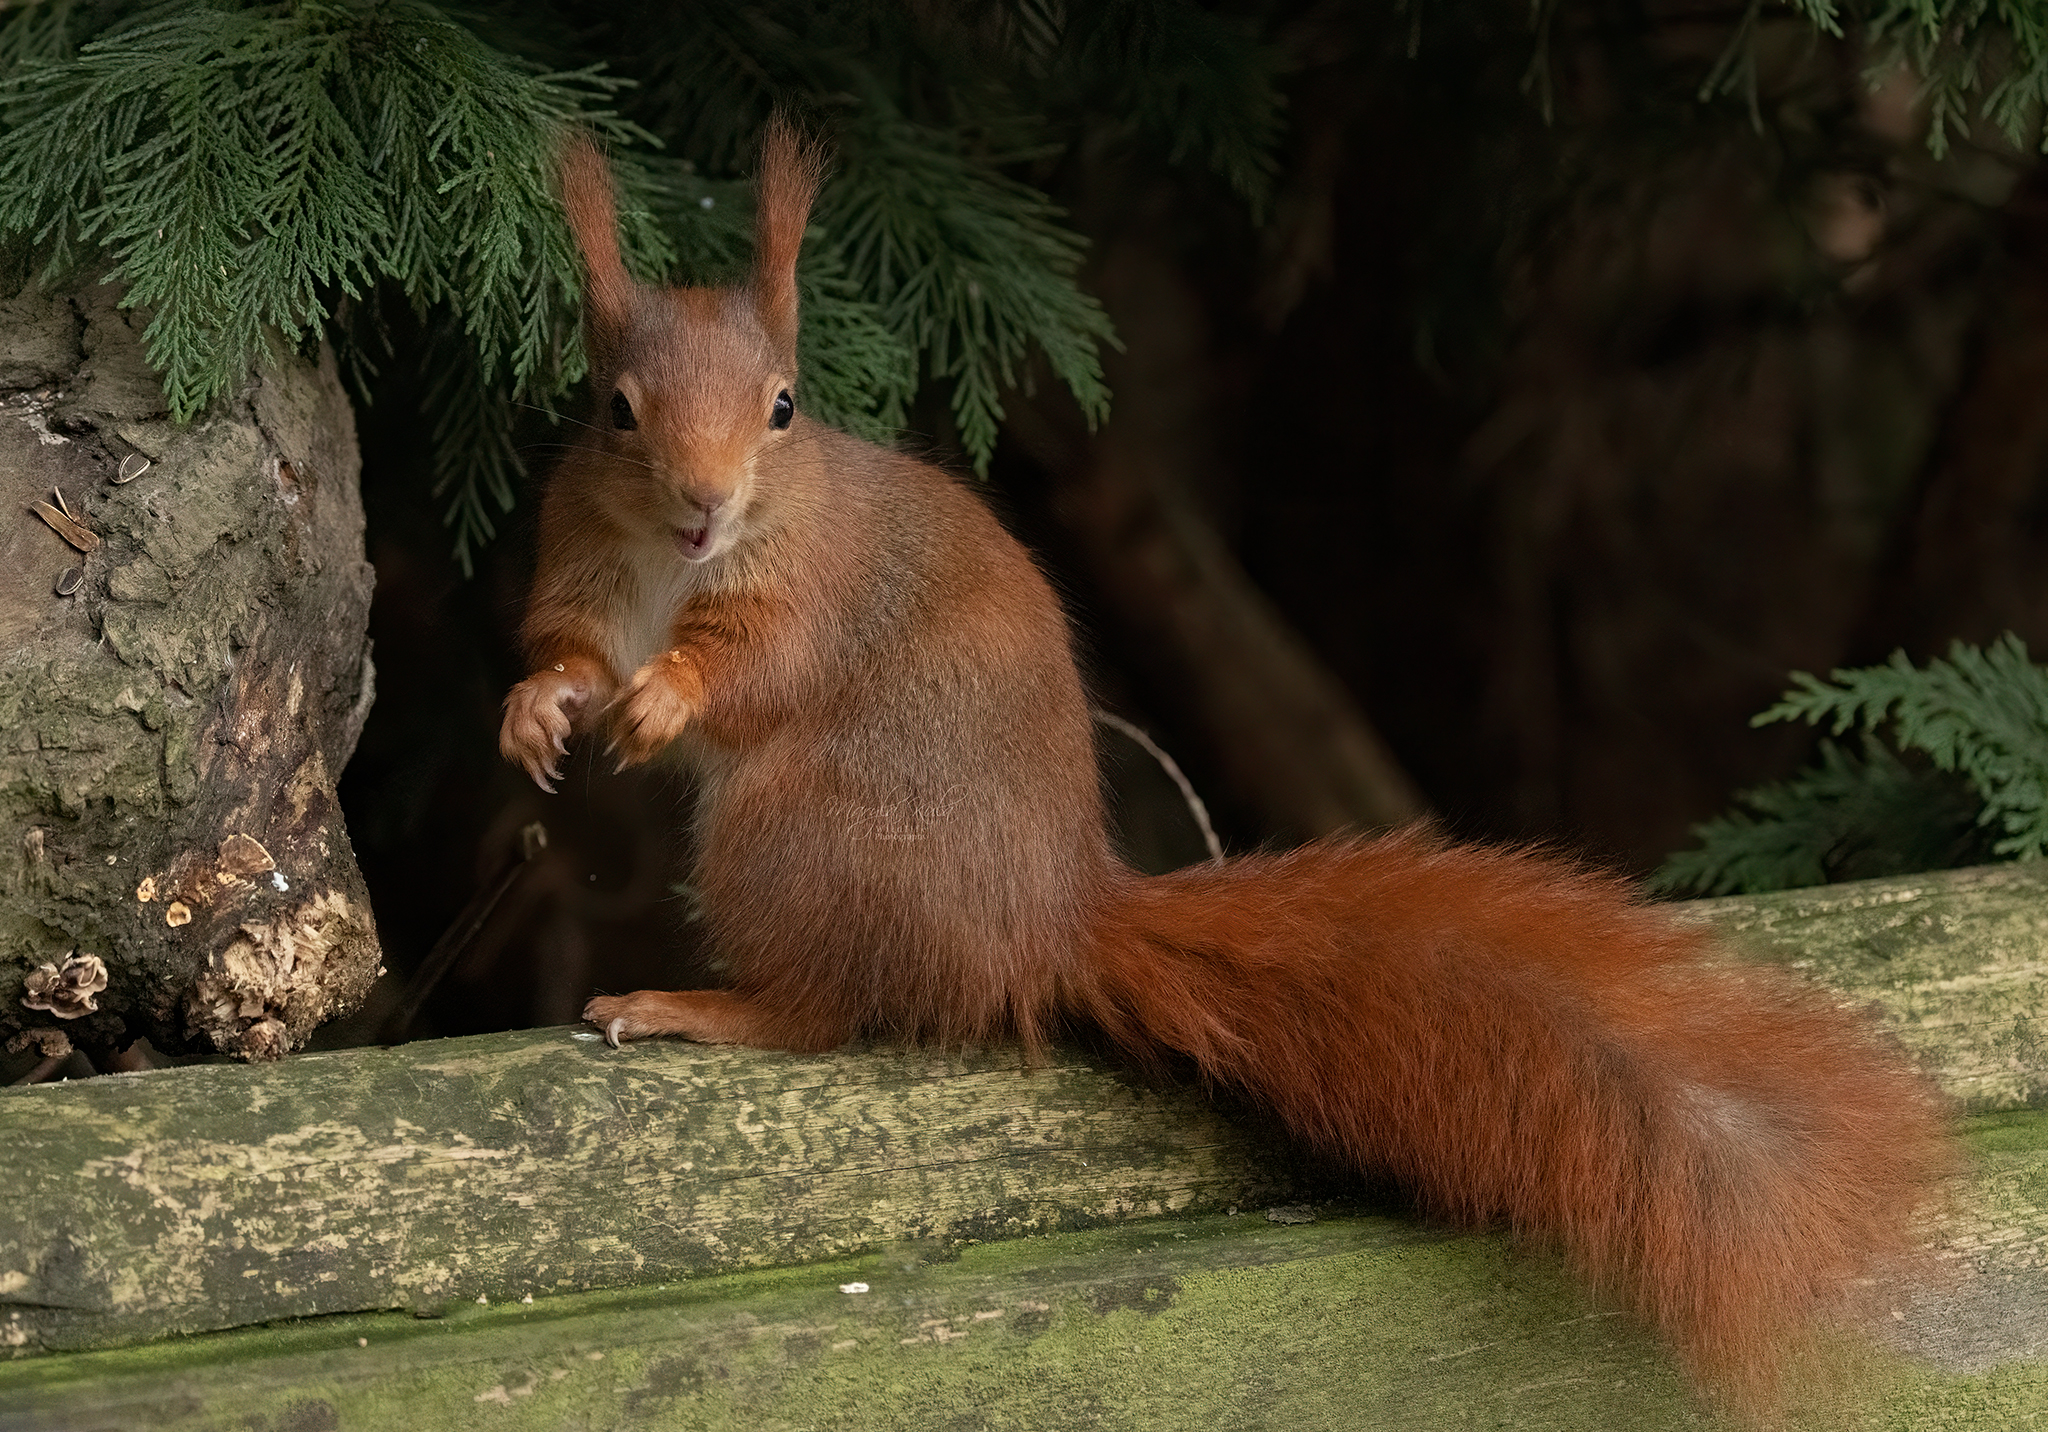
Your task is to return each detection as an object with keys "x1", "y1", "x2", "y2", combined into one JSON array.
[
  {"x1": 0, "y1": 280, "x2": 380, "y2": 1064},
  {"x1": 0, "y1": 1113, "x2": 2044, "y2": 1431},
  {"x1": 0, "y1": 1030, "x2": 1308, "y2": 1355},
  {"x1": 1, "y1": 863, "x2": 2046, "y2": 1427},
  {"x1": 1683, "y1": 860, "x2": 2048, "y2": 1111}
]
